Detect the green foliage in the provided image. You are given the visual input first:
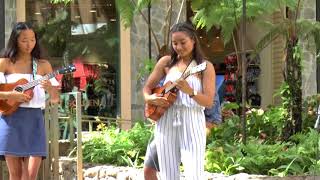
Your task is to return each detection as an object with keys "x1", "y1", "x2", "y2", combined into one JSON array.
[
  {"x1": 82, "y1": 114, "x2": 320, "y2": 176},
  {"x1": 205, "y1": 143, "x2": 244, "y2": 175},
  {"x1": 82, "y1": 121, "x2": 153, "y2": 167},
  {"x1": 191, "y1": 0, "x2": 297, "y2": 44},
  {"x1": 245, "y1": 107, "x2": 286, "y2": 141},
  {"x1": 36, "y1": 8, "x2": 71, "y2": 57},
  {"x1": 115, "y1": 0, "x2": 156, "y2": 28},
  {"x1": 137, "y1": 58, "x2": 156, "y2": 82},
  {"x1": 239, "y1": 139, "x2": 293, "y2": 175},
  {"x1": 115, "y1": 0, "x2": 135, "y2": 28},
  {"x1": 206, "y1": 129, "x2": 320, "y2": 176},
  {"x1": 302, "y1": 95, "x2": 319, "y2": 130},
  {"x1": 207, "y1": 113, "x2": 241, "y2": 146},
  {"x1": 205, "y1": 99, "x2": 320, "y2": 176}
]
